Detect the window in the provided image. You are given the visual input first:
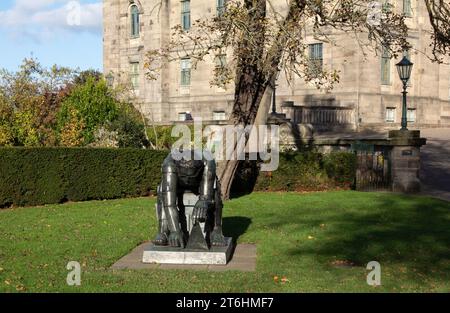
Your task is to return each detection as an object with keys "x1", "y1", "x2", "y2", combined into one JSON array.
[
  {"x1": 407, "y1": 108, "x2": 416, "y2": 123},
  {"x1": 180, "y1": 58, "x2": 191, "y2": 86},
  {"x1": 381, "y1": 45, "x2": 391, "y2": 85},
  {"x1": 178, "y1": 112, "x2": 187, "y2": 121},
  {"x1": 382, "y1": 0, "x2": 391, "y2": 13},
  {"x1": 386, "y1": 107, "x2": 396, "y2": 123},
  {"x1": 215, "y1": 54, "x2": 227, "y2": 68},
  {"x1": 403, "y1": 0, "x2": 412, "y2": 16},
  {"x1": 215, "y1": 54, "x2": 227, "y2": 84},
  {"x1": 309, "y1": 43, "x2": 323, "y2": 77},
  {"x1": 213, "y1": 111, "x2": 226, "y2": 121},
  {"x1": 130, "y1": 62, "x2": 139, "y2": 89},
  {"x1": 178, "y1": 112, "x2": 186, "y2": 122},
  {"x1": 130, "y1": 5, "x2": 140, "y2": 38},
  {"x1": 181, "y1": 0, "x2": 191, "y2": 31},
  {"x1": 217, "y1": 0, "x2": 226, "y2": 17},
  {"x1": 178, "y1": 112, "x2": 193, "y2": 121}
]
